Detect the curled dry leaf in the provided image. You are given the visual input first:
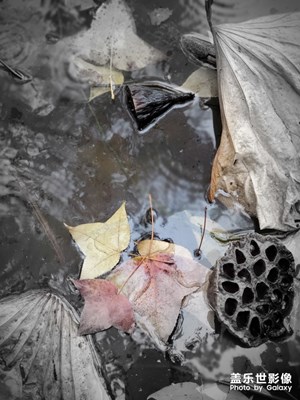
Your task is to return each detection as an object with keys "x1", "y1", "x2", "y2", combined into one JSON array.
[
  {"x1": 209, "y1": 12, "x2": 300, "y2": 230},
  {"x1": 73, "y1": 279, "x2": 135, "y2": 334},
  {"x1": 65, "y1": 202, "x2": 130, "y2": 279},
  {"x1": 108, "y1": 252, "x2": 209, "y2": 343}
]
